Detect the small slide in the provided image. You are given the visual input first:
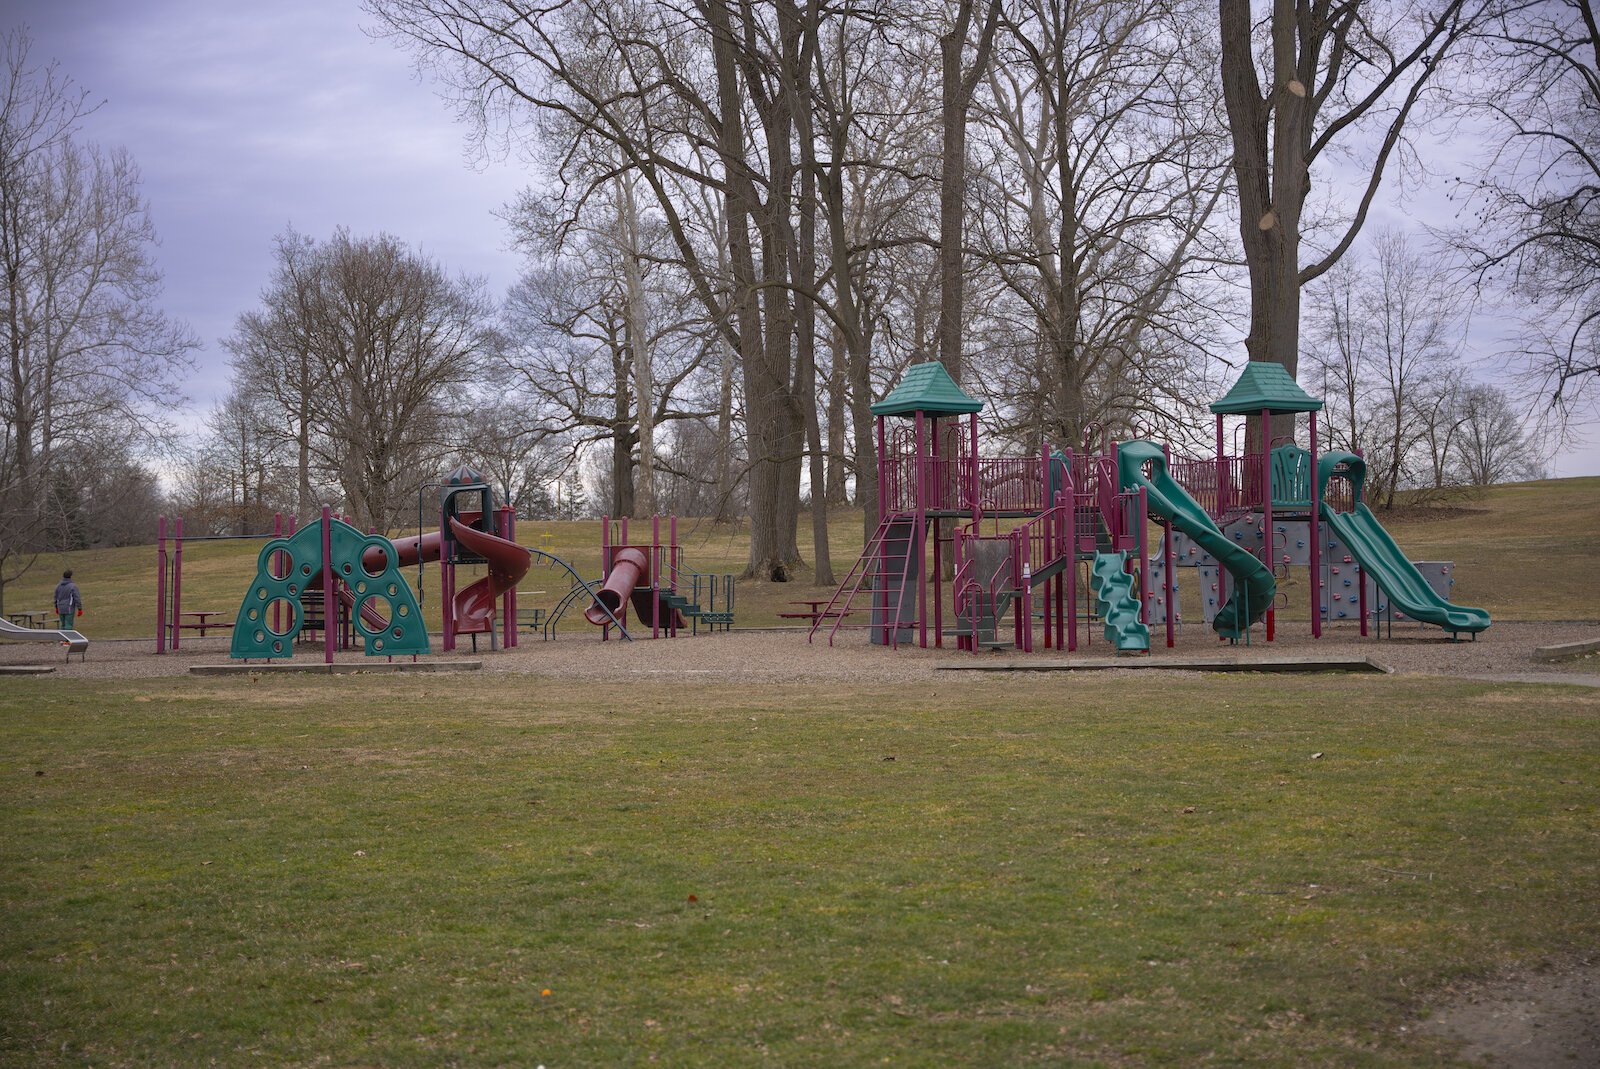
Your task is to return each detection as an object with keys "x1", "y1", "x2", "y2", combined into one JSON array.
[
  {"x1": 367, "y1": 516, "x2": 531, "y2": 635},
  {"x1": 1316, "y1": 450, "x2": 1489, "y2": 636},
  {"x1": 1118, "y1": 441, "x2": 1275, "y2": 641},
  {"x1": 1090, "y1": 551, "x2": 1150, "y2": 653},
  {"x1": 584, "y1": 547, "x2": 686, "y2": 630},
  {"x1": 0, "y1": 617, "x2": 88, "y2": 656}
]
